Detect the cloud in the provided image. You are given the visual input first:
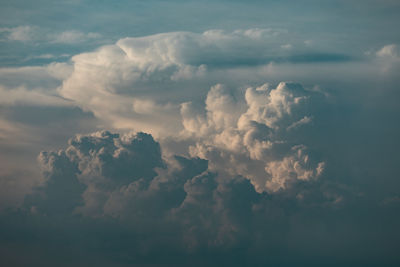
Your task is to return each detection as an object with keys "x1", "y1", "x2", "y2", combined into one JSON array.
[
  {"x1": 0, "y1": 0, "x2": 399, "y2": 263},
  {"x1": 0, "y1": 85, "x2": 73, "y2": 107},
  {"x1": 22, "y1": 130, "x2": 263, "y2": 252},
  {"x1": 375, "y1": 44, "x2": 400, "y2": 73},
  {"x1": 0, "y1": 25, "x2": 102, "y2": 45},
  {"x1": 24, "y1": 115, "x2": 323, "y2": 219},
  {"x1": 0, "y1": 26, "x2": 35, "y2": 41},
  {"x1": 183, "y1": 82, "x2": 325, "y2": 193},
  {"x1": 0, "y1": 63, "x2": 74, "y2": 107},
  {"x1": 1, "y1": 104, "x2": 396, "y2": 266},
  {"x1": 15, "y1": 126, "x2": 381, "y2": 265},
  {"x1": 51, "y1": 30, "x2": 101, "y2": 44},
  {"x1": 0, "y1": 62, "x2": 72, "y2": 88},
  {"x1": 265, "y1": 145, "x2": 325, "y2": 192},
  {"x1": 376, "y1": 44, "x2": 399, "y2": 59},
  {"x1": 59, "y1": 29, "x2": 344, "y2": 136},
  {"x1": 1, "y1": 28, "x2": 399, "y2": 266},
  {"x1": 3, "y1": 29, "x2": 374, "y2": 212},
  {"x1": 25, "y1": 131, "x2": 163, "y2": 216},
  {"x1": 12, "y1": 29, "x2": 326, "y2": 195}
]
